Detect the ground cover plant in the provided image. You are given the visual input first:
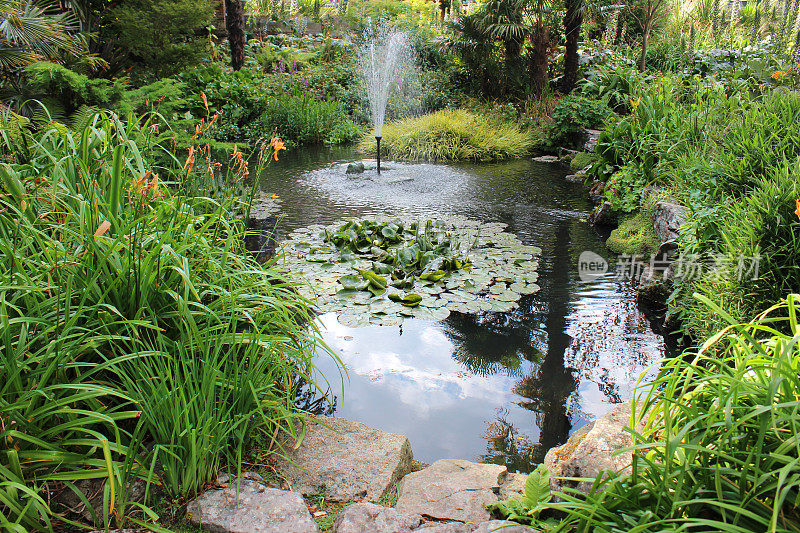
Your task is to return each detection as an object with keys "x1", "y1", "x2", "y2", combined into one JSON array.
[
  {"x1": 0, "y1": 110, "x2": 331, "y2": 530},
  {"x1": 492, "y1": 293, "x2": 800, "y2": 532},
  {"x1": 280, "y1": 216, "x2": 541, "y2": 326},
  {"x1": 360, "y1": 109, "x2": 536, "y2": 162}
]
